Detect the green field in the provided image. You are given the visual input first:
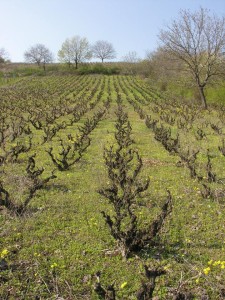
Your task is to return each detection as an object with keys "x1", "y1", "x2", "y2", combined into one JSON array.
[{"x1": 0, "y1": 74, "x2": 225, "y2": 299}]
